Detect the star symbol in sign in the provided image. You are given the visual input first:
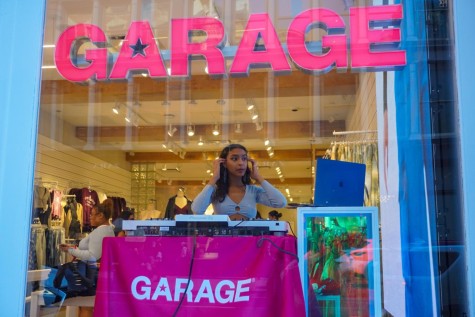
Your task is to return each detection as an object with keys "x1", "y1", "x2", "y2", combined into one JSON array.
[
  {"x1": 160, "y1": 285, "x2": 167, "y2": 292},
  {"x1": 130, "y1": 38, "x2": 149, "y2": 57}
]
